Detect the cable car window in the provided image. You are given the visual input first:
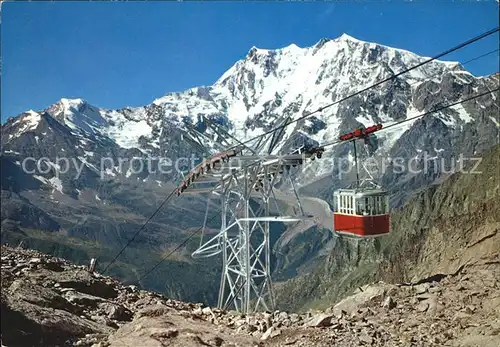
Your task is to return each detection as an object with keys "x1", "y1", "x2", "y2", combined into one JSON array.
[
  {"x1": 357, "y1": 198, "x2": 366, "y2": 215},
  {"x1": 363, "y1": 196, "x2": 370, "y2": 215}
]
